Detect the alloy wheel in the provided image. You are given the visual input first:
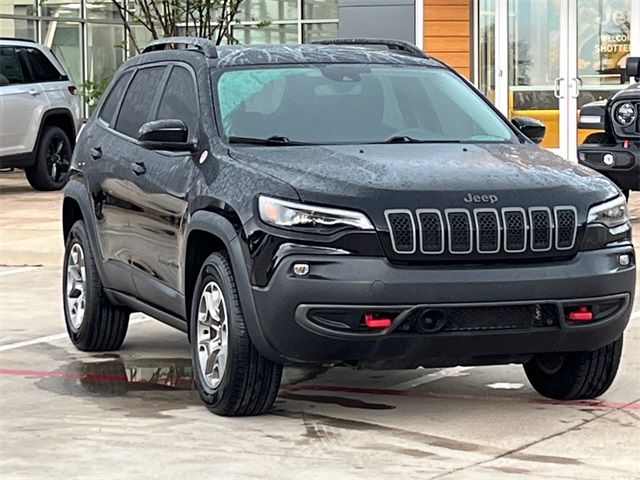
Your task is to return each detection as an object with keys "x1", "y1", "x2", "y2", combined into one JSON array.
[
  {"x1": 196, "y1": 281, "x2": 229, "y2": 389},
  {"x1": 46, "y1": 136, "x2": 70, "y2": 183},
  {"x1": 66, "y1": 243, "x2": 86, "y2": 330}
]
